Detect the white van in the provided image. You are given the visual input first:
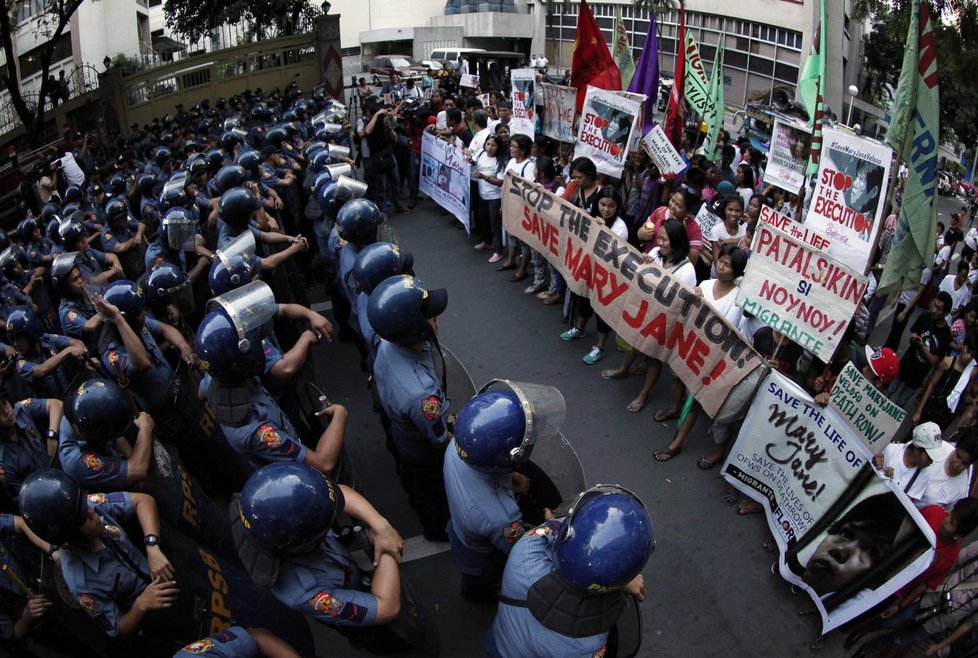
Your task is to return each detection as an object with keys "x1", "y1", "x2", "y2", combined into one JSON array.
[{"x1": 428, "y1": 47, "x2": 485, "y2": 67}]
